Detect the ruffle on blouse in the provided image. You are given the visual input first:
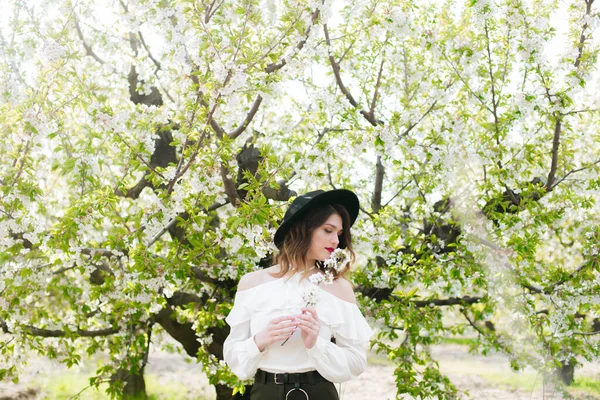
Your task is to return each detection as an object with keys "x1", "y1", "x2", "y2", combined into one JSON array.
[
  {"x1": 316, "y1": 289, "x2": 374, "y2": 346},
  {"x1": 225, "y1": 273, "x2": 374, "y2": 345}
]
